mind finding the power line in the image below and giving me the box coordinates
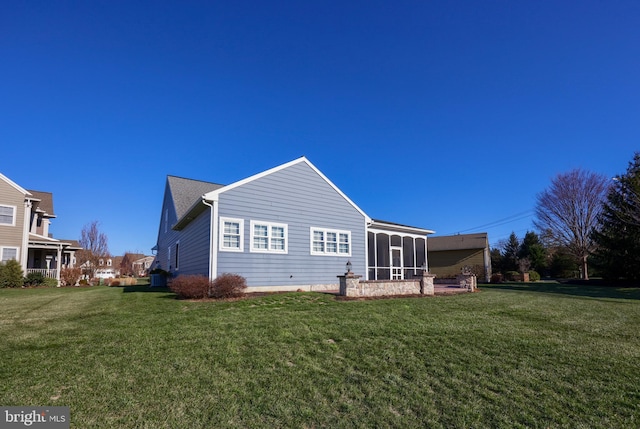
[443,210,534,235]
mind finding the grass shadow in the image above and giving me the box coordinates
[122,285,171,294]
[481,282,640,301]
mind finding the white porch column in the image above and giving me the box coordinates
[56,245,62,286]
[21,200,32,273]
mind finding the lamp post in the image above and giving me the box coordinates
[346,260,352,274]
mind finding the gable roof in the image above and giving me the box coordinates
[167,175,224,221]
[174,157,371,230]
[202,156,370,221]
[369,219,435,236]
[0,172,31,196]
[428,233,489,251]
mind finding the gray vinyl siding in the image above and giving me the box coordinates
[217,162,366,287]
[155,180,212,278]
[174,209,210,276]
[0,180,26,258]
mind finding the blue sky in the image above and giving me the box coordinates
[1,1,638,255]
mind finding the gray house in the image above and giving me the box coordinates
[154,157,434,291]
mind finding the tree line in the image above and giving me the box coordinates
[492,152,640,281]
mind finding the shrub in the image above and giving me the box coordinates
[490,273,503,283]
[0,260,24,288]
[170,275,211,299]
[528,270,541,282]
[110,280,121,287]
[210,273,247,299]
[61,267,82,287]
[43,278,58,288]
[505,271,521,281]
[79,279,89,286]
[24,272,45,287]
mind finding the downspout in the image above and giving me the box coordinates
[202,198,219,282]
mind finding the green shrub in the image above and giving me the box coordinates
[505,271,521,281]
[43,278,58,288]
[0,260,24,288]
[210,273,247,299]
[528,271,541,282]
[170,275,211,299]
[25,272,45,287]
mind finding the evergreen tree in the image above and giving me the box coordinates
[592,153,640,280]
[0,259,24,288]
[518,231,547,273]
[501,232,520,273]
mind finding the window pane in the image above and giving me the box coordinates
[271,226,284,238]
[313,231,324,241]
[1,248,17,261]
[254,224,268,237]
[271,238,285,250]
[0,206,13,225]
[339,233,349,253]
[224,235,240,248]
[327,242,337,253]
[254,237,268,249]
[224,222,239,234]
[313,241,325,252]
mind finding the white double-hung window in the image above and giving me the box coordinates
[220,217,244,252]
[250,221,287,253]
[310,227,351,256]
[0,205,16,226]
[0,247,19,262]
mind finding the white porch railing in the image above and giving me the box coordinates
[26,269,58,279]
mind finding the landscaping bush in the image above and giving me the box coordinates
[60,267,82,286]
[43,278,58,288]
[210,273,247,299]
[505,271,521,281]
[79,279,89,286]
[490,273,503,283]
[0,260,24,288]
[528,270,541,282]
[24,272,45,287]
[170,275,211,299]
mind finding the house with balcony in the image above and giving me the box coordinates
[0,172,79,284]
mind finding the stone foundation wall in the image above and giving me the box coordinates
[339,272,436,297]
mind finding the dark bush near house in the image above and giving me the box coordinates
[60,267,82,287]
[0,260,25,288]
[490,273,503,283]
[505,271,521,281]
[210,273,247,299]
[528,270,541,282]
[79,279,89,286]
[24,272,45,287]
[170,275,211,299]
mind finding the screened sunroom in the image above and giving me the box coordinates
[367,219,435,281]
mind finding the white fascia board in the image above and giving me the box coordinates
[368,222,436,237]
[202,156,372,223]
[0,172,32,196]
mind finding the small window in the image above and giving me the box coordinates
[220,217,244,252]
[1,247,19,262]
[0,205,16,226]
[250,221,288,253]
[107,259,112,266]
[310,228,351,256]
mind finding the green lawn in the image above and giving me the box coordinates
[1,283,639,428]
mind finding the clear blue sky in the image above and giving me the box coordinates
[1,1,638,255]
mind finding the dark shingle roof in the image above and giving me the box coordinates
[167,176,225,221]
[428,233,489,251]
[28,190,55,217]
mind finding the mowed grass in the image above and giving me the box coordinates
[1,283,639,428]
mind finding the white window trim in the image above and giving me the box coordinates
[310,227,352,257]
[0,246,20,262]
[0,205,16,227]
[250,220,288,254]
[219,217,245,252]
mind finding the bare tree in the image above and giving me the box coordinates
[534,169,609,280]
[77,221,110,279]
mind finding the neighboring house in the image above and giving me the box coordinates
[132,255,154,276]
[154,157,434,291]
[427,232,492,282]
[0,173,79,283]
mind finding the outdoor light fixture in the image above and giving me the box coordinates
[346,260,352,273]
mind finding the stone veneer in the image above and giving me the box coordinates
[339,272,436,297]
